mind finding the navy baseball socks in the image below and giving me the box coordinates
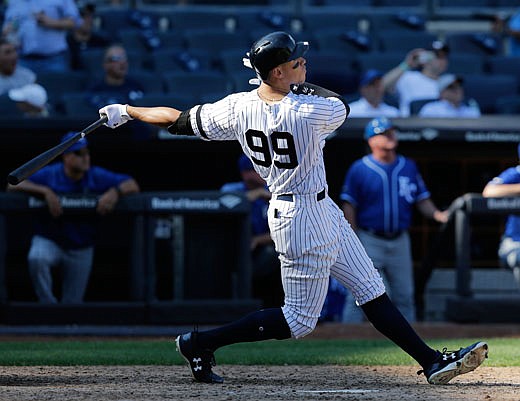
[176,308,291,383]
[361,293,488,384]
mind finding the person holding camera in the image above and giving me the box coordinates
[382,41,450,117]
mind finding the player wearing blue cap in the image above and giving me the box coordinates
[340,117,449,322]
[6,132,139,303]
[482,143,520,287]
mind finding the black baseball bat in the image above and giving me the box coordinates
[7,115,108,185]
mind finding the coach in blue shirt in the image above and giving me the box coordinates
[339,117,448,322]
[7,132,139,303]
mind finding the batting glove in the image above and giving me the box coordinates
[99,104,133,129]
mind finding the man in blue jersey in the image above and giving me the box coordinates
[482,143,520,287]
[6,132,139,303]
[221,154,283,308]
[339,117,448,322]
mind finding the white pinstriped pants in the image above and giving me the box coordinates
[268,193,386,338]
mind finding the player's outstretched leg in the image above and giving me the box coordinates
[418,341,489,385]
[175,308,291,383]
[176,331,224,384]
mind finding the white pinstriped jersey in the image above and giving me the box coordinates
[187,87,384,338]
[188,89,347,195]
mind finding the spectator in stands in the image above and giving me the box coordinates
[7,83,50,117]
[86,44,145,110]
[418,74,481,118]
[67,2,110,70]
[0,37,36,95]
[482,144,520,288]
[383,41,450,117]
[2,0,82,73]
[221,154,283,308]
[493,9,520,56]
[338,117,448,323]
[6,132,140,304]
[348,69,400,118]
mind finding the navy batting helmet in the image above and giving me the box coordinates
[247,31,309,80]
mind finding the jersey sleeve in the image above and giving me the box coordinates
[298,95,347,138]
[189,94,240,141]
[490,166,520,185]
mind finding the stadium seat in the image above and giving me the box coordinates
[448,54,485,74]
[133,93,197,110]
[368,12,427,36]
[300,11,365,33]
[445,32,503,56]
[233,9,293,33]
[150,49,213,73]
[61,92,99,118]
[217,48,255,76]
[409,98,438,115]
[378,30,437,52]
[462,73,518,114]
[495,95,520,115]
[313,28,374,54]
[305,52,360,95]
[486,55,520,91]
[127,70,166,93]
[0,94,25,117]
[230,70,260,92]
[162,71,233,99]
[168,10,235,31]
[183,29,251,59]
[355,52,404,74]
[37,71,89,96]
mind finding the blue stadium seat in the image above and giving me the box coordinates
[168,10,235,31]
[409,98,438,115]
[368,12,427,36]
[61,92,99,118]
[495,95,520,115]
[183,29,250,59]
[217,49,250,75]
[300,11,363,33]
[150,49,213,73]
[445,32,503,56]
[462,73,518,114]
[313,28,374,54]
[486,55,520,91]
[162,71,233,99]
[378,30,437,52]
[355,52,404,73]
[448,54,485,75]
[133,93,197,110]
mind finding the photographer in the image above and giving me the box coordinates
[382,40,450,116]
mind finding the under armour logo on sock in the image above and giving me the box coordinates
[193,357,202,371]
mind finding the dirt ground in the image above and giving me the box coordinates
[0,365,518,401]
[0,322,518,401]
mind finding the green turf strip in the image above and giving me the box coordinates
[0,338,515,366]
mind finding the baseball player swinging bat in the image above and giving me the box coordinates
[7,115,108,185]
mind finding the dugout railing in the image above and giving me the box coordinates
[0,191,260,325]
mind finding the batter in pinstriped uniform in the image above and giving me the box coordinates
[99,31,488,385]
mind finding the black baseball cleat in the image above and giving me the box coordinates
[418,341,489,385]
[175,332,224,384]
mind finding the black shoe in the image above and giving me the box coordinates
[418,341,488,384]
[175,332,224,384]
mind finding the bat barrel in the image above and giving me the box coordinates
[7,115,108,185]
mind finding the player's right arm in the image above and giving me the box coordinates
[100,104,183,129]
[482,168,520,198]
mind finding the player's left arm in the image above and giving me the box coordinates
[417,198,449,224]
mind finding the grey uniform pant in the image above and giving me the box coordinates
[27,235,94,304]
[343,230,416,323]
